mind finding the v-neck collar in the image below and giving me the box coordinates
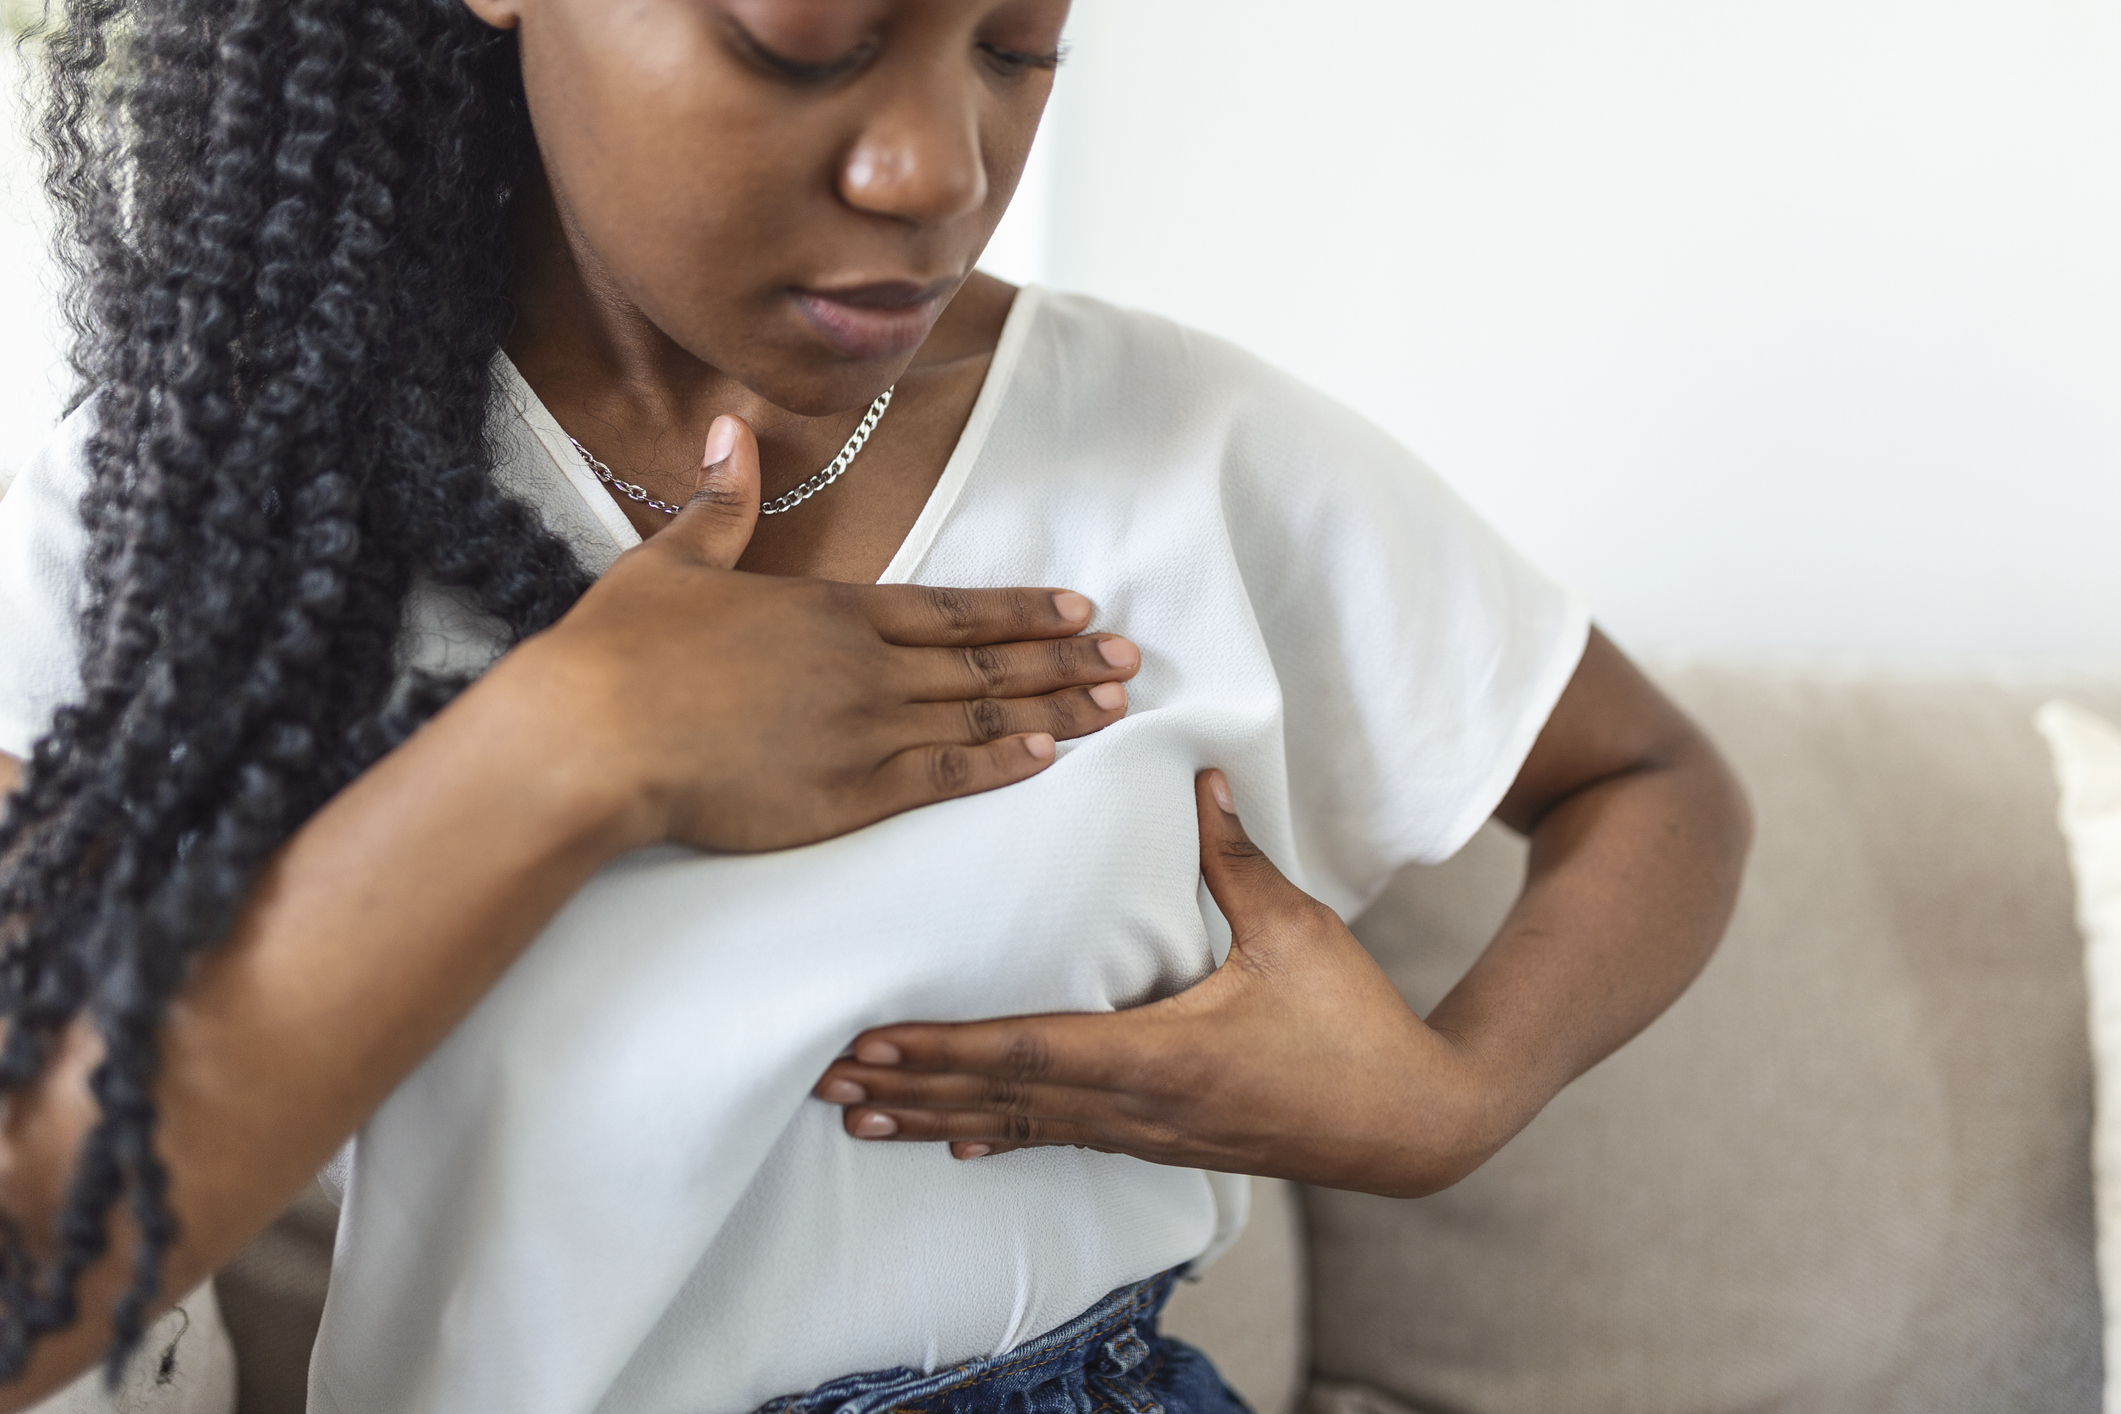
[488,286,1046,586]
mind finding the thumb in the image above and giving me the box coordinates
[661,413,760,567]
[1195,769,1312,926]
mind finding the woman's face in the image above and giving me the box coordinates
[467,0,1069,415]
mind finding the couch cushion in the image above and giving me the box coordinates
[1307,664,2120,1413]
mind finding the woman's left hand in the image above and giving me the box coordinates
[812,770,1500,1198]
[814,632,1752,1198]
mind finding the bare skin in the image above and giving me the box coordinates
[0,0,1751,1402]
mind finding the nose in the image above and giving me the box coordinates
[839,66,989,224]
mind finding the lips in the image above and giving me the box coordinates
[791,278,955,362]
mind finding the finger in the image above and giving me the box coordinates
[838,1104,1108,1150]
[840,1012,1133,1091]
[909,681,1127,748]
[861,584,1097,647]
[862,732,1060,815]
[942,1140,1117,1160]
[1196,769,1316,926]
[815,1062,1104,1123]
[659,414,759,568]
[891,634,1140,704]
[950,1141,1025,1160]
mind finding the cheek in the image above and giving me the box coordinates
[520,9,823,314]
[977,89,1049,218]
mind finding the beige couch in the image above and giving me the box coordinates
[207,662,2118,1413]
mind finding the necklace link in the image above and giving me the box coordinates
[568,387,894,520]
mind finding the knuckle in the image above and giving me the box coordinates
[963,644,1008,691]
[926,745,974,795]
[685,484,748,514]
[1003,1033,1052,1082]
[1045,693,1080,735]
[1007,1114,1037,1144]
[966,697,1009,743]
[981,1075,1030,1112]
[925,586,975,632]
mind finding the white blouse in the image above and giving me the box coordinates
[0,288,1587,1414]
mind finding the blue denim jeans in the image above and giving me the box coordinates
[752,1270,1251,1414]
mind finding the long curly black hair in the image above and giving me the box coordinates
[0,0,591,1376]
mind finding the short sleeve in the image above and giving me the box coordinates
[1220,363,1589,914]
[0,405,97,761]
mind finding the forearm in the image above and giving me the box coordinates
[1426,734,1752,1158]
[0,655,633,1403]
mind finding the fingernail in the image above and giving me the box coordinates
[1025,733,1056,762]
[701,415,738,469]
[1209,771,1236,814]
[820,1079,865,1104]
[1052,591,1092,624]
[1098,637,1139,670]
[958,1144,993,1160]
[1089,682,1126,711]
[854,1111,898,1138]
[855,1040,902,1066]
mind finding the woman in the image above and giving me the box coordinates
[0,0,1750,1410]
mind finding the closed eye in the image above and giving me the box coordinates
[722,17,880,86]
[977,40,1066,77]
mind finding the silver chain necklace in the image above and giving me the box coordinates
[568,387,894,519]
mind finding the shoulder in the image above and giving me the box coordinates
[1019,290,1435,498]
[1023,289,1320,421]
[1018,290,1473,552]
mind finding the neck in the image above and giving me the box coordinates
[502,175,809,445]
[496,166,1018,526]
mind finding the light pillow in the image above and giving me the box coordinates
[2038,700,2121,1414]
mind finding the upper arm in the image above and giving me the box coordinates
[1494,628,1729,837]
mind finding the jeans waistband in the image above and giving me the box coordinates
[753,1269,1185,1414]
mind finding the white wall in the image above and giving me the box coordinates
[988,0,2121,658]
[0,58,68,484]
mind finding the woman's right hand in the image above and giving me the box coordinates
[488,413,1139,855]
[0,412,1140,1406]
